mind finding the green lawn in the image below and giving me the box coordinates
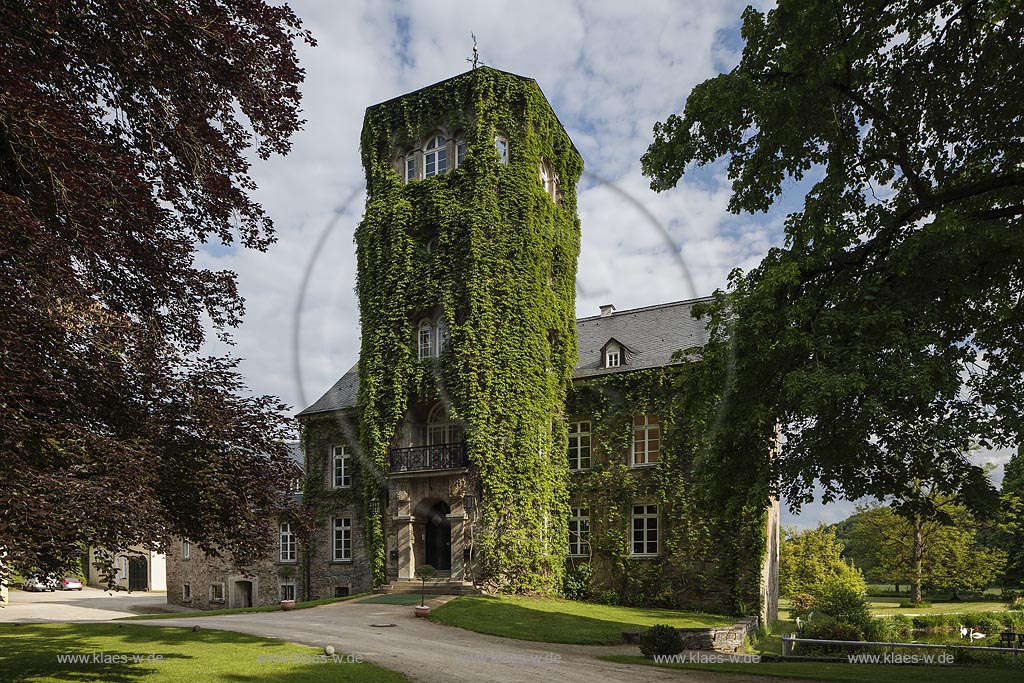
[779,596,1009,618]
[0,623,405,683]
[601,655,1021,683]
[429,595,735,645]
[119,594,368,620]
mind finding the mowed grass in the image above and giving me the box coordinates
[601,655,1020,683]
[779,596,1010,618]
[119,594,368,620]
[430,595,734,645]
[0,623,405,683]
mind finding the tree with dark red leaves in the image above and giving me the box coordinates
[0,1,314,589]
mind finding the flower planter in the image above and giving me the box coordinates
[280,600,295,611]
[414,605,431,618]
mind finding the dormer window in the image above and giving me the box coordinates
[601,338,631,369]
[424,135,447,177]
[495,135,508,164]
[606,349,620,368]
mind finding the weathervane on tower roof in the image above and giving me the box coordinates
[466,33,484,70]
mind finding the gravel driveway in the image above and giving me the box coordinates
[126,596,796,683]
[0,586,182,622]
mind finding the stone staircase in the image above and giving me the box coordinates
[377,576,480,596]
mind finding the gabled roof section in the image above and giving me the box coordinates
[296,364,359,417]
[298,298,714,416]
[574,297,713,379]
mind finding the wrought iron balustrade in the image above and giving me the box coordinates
[388,442,467,473]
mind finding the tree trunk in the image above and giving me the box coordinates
[911,515,924,604]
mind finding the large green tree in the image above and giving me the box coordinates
[0,1,313,585]
[779,524,865,598]
[996,447,1024,586]
[643,0,1022,512]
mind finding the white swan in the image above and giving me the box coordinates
[960,625,969,638]
[969,628,986,640]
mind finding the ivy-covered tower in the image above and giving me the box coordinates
[356,68,583,592]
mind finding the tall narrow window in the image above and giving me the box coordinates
[567,421,591,470]
[405,155,416,183]
[333,518,352,561]
[181,540,191,560]
[182,583,192,600]
[631,504,659,556]
[631,415,660,466]
[418,319,433,360]
[424,135,447,177]
[495,135,508,164]
[333,445,351,488]
[569,507,590,557]
[279,522,296,562]
[436,317,449,354]
[456,140,467,167]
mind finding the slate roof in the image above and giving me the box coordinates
[297,297,712,417]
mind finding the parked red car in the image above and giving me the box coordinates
[59,577,83,591]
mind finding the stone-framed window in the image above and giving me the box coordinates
[182,582,192,601]
[631,414,660,466]
[631,504,659,557]
[279,522,296,562]
[539,157,559,202]
[210,582,225,603]
[334,585,351,598]
[456,139,467,167]
[418,319,433,360]
[181,539,191,560]
[436,316,449,354]
[495,134,509,164]
[333,518,352,562]
[279,583,296,601]
[405,155,416,183]
[333,445,352,489]
[567,421,591,470]
[569,507,590,557]
[427,403,462,445]
[424,135,447,177]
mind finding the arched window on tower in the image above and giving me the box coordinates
[436,316,449,354]
[427,404,463,445]
[495,134,509,165]
[424,135,447,177]
[417,319,433,360]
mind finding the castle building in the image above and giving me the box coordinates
[166,67,779,620]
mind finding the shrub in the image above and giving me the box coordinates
[595,589,620,606]
[788,592,816,619]
[814,579,872,631]
[639,624,683,658]
[799,620,865,655]
[865,615,913,642]
[976,614,1003,636]
[1010,596,1024,611]
[562,563,592,601]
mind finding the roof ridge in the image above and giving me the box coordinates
[576,295,713,323]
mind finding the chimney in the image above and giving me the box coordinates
[599,304,615,317]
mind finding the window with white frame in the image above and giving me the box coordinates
[631,414,660,466]
[210,582,225,602]
[405,155,416,183]
[631,504,659,556]
[539,158,559,201]
[569,507,590,557]
[279,522,296,562]
[427,404,462,445]
[333,518,352,561]
[181,540,191,560]
[418,319,433,360]
[567,421,591,470]
[333,445,351,488]
[456,139,467,167]
[605,342,621,368]
[279,583,296,601]
[495,135,509,164]
[182,582,192,600]
[436,316,449,354]
[424,135,447,177]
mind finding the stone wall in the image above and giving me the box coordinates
[677,617,760,652]
[303,501,374,600]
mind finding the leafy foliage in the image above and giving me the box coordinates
[996,448,1024,587]
[353,68,583,592]
[639,624,684,658]
[779,525,865,598]
[814,580,872,632]
[642,0,1023,514]
[0,0,313,583]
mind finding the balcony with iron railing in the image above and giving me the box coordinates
[388,441,467,474]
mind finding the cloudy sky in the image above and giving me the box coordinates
[196,0,1009,528]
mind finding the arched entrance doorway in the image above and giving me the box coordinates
[128,556,148,591]
[424,500,451,571]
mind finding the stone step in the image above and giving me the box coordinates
[377,579,480,596]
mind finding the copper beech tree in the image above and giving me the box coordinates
[0,1,314,585]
